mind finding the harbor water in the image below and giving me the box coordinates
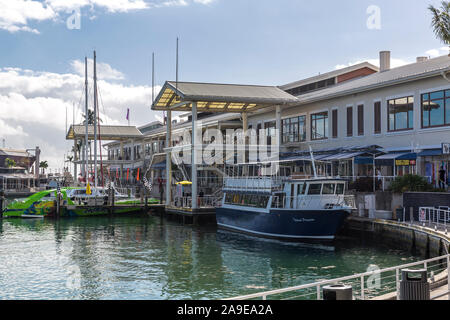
[0,215,421,300]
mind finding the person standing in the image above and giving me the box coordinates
[439,166,446,189]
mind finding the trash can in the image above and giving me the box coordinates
[399,269,430,300]
[322,284,353,300]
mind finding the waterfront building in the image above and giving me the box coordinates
[0,148,39,194]
[104,51,450,204]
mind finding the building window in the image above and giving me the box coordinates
[387,96,414,132]
[264,121,276,145]
[347,107,353,137]
[422,89,450,128]
[358,104,364,136]
[374,101,381,134]
[311,112,329,140]
[332,109,338,138]
[282,116,306,143]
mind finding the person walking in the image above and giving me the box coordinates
[439,166,446,189]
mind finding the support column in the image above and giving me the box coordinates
[275,105,282,148]
[192,102,198,210]
[35,146,40,187]
[166,111,172,205]
[242,113,248,176]
[74,139,78,185]
[275,105,282,176]
[120,141,124,184]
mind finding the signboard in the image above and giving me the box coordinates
[395,160,416,166]
[442,143,450,155]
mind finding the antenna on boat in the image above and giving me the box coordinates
[84,56,89,183]
[176,37,179,93]
[93,50,98,190]
[309,145,318,179]
[152,52,155,106]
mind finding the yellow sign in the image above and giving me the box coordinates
[395,160,415,166]
[86,182,92,195]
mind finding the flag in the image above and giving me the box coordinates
[127,168,130,181]
[137,168,140,181]
[126,108,130,121]
[116,168,119,179]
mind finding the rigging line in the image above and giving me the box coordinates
[96,84,109,125]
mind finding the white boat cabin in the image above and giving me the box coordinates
[222,178,354,211]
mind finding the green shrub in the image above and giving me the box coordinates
[389,174,434,193]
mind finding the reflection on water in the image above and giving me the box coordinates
[0,216,420,300]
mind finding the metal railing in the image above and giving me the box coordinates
[419,207,450,228]
[226,254,450,301]
[173,196,221,209]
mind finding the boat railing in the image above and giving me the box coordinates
[271,195,356,210]
[223,177,283,193]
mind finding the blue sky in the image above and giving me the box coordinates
[1,0,447,85]
[0,0,448,170]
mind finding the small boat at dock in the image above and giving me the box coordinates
[2,187,160,218]
[216,176,356,241]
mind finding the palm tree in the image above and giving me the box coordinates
[40,161,49,175]
[82,109,103,125]
[5,158,16,168]
[429,1,450,50]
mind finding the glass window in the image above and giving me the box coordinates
[307,184,322,195]
[336,184,345,195]
[311,112,329,140]
[282,116,306,143]
[422,89,450,128]
[388,96,414,131]
[297,183,306,195]
[322,184,336,195]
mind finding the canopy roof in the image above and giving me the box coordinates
[151,81,299,113]
[66,125,143,141]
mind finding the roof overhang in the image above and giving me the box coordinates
[66,125,143,141]
[151,81,299,113]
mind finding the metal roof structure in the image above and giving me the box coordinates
[296,55,450,104]
[280,62,379,91]
[66,125,143,141]
[151,81,299,113]
[0,149,33,157]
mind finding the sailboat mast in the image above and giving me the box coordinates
[93,51,98,189]
[84,57,89,184]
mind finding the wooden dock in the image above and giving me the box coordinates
[162,205,217,225]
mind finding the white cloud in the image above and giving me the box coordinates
[0,63,163,171]
[70,59,125,81]
[0,0,56,34]
[0,0,216,34]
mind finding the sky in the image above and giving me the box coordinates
[0,0,449,171]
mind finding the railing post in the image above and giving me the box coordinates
[396,268,400,300]
[316,285,321,300]
[447,255,450,301]
[361,275,365,300]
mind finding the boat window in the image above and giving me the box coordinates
[322,184,336,195]
[336,184,345,195]
[307,184,322,195]
[225,193,269,208]
[297,183,306,195]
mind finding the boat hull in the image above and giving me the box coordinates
[216,207,350,241]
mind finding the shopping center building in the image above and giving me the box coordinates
[106,51,450,197]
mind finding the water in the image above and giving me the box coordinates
[0,216,421,300]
